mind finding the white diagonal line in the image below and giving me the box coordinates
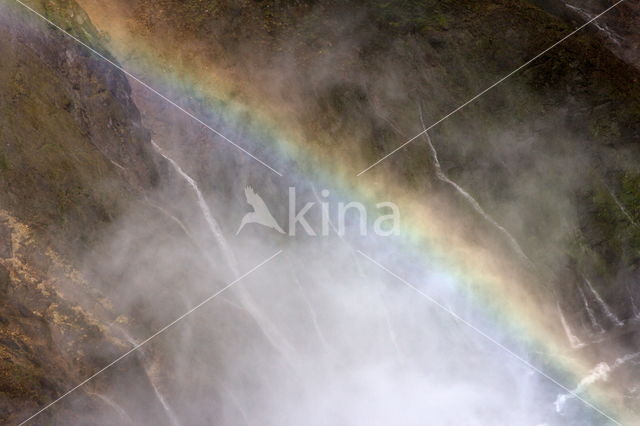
[357,0,627,176]
[11,0,283,177]
[356,249,621,425]
[18,250,283,425]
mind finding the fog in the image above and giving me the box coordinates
[71,146,608,425]
[17,0,638,424]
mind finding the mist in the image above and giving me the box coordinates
[3,0,640,425]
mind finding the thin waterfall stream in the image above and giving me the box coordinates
[151,141,299,368]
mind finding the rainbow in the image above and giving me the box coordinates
[11,0,634,422]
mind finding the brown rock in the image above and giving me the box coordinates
[0,222,11,259]
[0,264,9,293]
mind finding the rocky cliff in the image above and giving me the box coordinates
[2,0,640,424]
[0,0,172,423]
[79,0,640,339]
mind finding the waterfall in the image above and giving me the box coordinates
[555,352,640,413]
[554,362,610,413]
[151,141,298,368]
[151,141,239,276]
[291,268,330,352]
[225,386,252,426]
[584,278,624,327]
[379,298,403,359]
[626,282,640,319]
[116,328,181,426]
[150,380,182,426]
[146,199,200,248]
[418,108,532,266]
[604,184,640,229]
[564,3,622,46]
[92,392,133,424]
[557,303,585,349]
[311,185,403,358]
[578,286,605,334]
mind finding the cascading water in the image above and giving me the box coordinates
[626,282,640,319]
[289,266,329,353]
[564,3,622,46]
[151,141,299,368]
[149,381,181,426]
[558,303,586,349]
[310,185,403,359]
[584,277,624,327]
[579,286,605,334]
[555,352,640,413]
[115,328,181,426]
[137,143,620,423]
[604,184,640,229]
[88,152,616,425]
[78,140,616,426]
[6,0,640,423]
[151,141,239,276]
[92,392,133,424]
[555,362,611,413]
[418,109,532,266]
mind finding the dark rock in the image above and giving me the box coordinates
[16,303,33,318]
[0,264,9,294]
[0,222,11,259]
[0,338,20,352]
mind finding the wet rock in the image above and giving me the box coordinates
[0,222,11,259]
[0,264,9,294]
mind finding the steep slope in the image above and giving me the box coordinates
[0,0,158,257]
[2,0,640,423]
[531,0,640,68]
[78,0,640,329]
[72,0,640,420]
[0,0,172,423]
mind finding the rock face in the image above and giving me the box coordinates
[0,0,158,258]
[81,0,640,328]
[533,0,640,69]
[0,1,169,423]
[0,211,176,425]
[1,0,640,423]
[0,221,11,259]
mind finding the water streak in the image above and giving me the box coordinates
[311,184,402,358]
[92,392,133,424]
[291,268,330,352]
[418,107,532,266]
[565,3,622,46]
[555,352,640,412]
[150,380,182,426]
[626,282,640,319]
[151,141,239,276]
[151,141,298,368]
[117,328,181,426]
[604,184,640,229]
[578,286,605,334]
[584,278,623,327]
[557,303,586,349]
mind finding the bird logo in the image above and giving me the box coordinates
[236,186,285,235]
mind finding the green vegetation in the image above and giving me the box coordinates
[576,175,640,278]
[40,0,103,48]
